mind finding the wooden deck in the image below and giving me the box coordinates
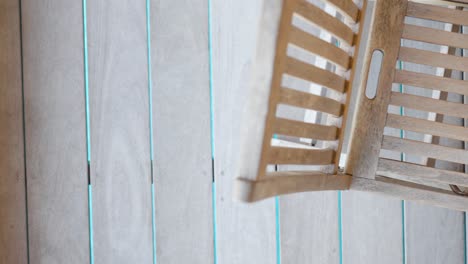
[0,0,467,263]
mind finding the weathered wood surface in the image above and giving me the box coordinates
[87,0,153,262]
[151,0,214,263]
[0,0,27,263]
[213,0,277,263]
[22,0,90,262]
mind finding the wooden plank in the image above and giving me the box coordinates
[394,70,468,97]
[407,1,468,25]
[381,136,468,165]
[21,0,90,262]
[268,146,335,165]
[151,0,214,263]
[237,173,351,202]
[399,47,468,72]
[402,24,468,49]
[289,26,351,68]
[0,1,27,263]
[213,0,276,262]
[295,0,355,44]
[273,117,339,140]
[285,57,346,93]
[390,92,468,118]
[386,114,468,142]
[378,158,468,187]
[317,0,360,21]
[279,87,343,116]
[87,0,152,262]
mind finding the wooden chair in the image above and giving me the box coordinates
[236,0,468,211]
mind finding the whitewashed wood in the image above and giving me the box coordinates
[87,0,153,262]
[22,0,90,262]
[151,0,214,263]
[399,19,465,263]
[213,0,276,263]
[0,1,27,262]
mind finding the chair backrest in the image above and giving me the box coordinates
[236,0,367,202]
[346,0,468,210]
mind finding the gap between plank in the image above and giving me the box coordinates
[18,0,31,262]
[81,1,94,263]
[208,0,218,263]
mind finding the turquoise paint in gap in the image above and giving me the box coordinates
[88,184,95,264]
[275,196,281,264]
[208,0,218,263]
[398,58,406,264]
[145,0,157,263]
[464,212,467,264]
[82,0,94,263]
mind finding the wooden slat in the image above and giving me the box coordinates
[402,24,468,49]
[214,0,276,262]
[285,57,346,93]
[88,1,152,262]
[386,114,468,142]
[345,0,408,179]
[152,0,214,262]
[351,176,468,211]
[399,47,468,72]
[289,26,351,68]
[394,70,468,96]
[407,1,468,26]
[295,0,355,45]
[236,172,351,202]
[273,117,339,140]
[390,92,468,118]
[268,146,335,164]
[279,87,343,116]
[381,136,468,165]
[317,0,360,21]
[378,158,468,187]
[22,0,89,262]
[0,1,27,262]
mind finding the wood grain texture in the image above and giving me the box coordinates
[390,91,468,118]
[151,0,214,263]
[289,26,351,68]
[381,136,468,165]
[386,114,468,142]
[21,0,90,262]
[394,70,468,97]
[378,158,468,187]
[399,47,468,72]
[268,146,335,164]
[285,57,347,93]
[87,0,153,262]
[345,0,408,179]
[237,173,351,202]
[212,0,276,263]
[0,0,27,263]
[407,1,468,25]
[317,0,360,21]
[279,87,343,116]
[402,24,468,50]
[273,117,339,140]
[295,0,355,44]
